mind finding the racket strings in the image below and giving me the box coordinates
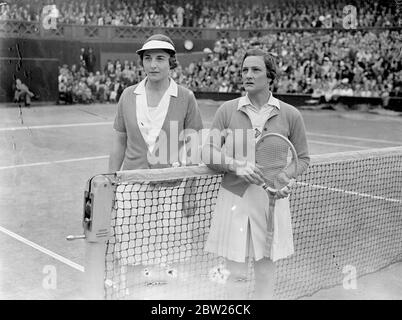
[255,137,294,189]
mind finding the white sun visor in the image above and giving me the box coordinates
[136,40,176,55]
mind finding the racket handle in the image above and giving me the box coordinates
[266,193,275,254]
[266,230,274,252]
[263,179,297,195]
[267,204,275,233]
[262,184,276,196]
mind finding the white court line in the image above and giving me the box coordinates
[0,139,363,171]
[297,182,402,203]
[308,139,367,149]
[0,225,84,272]
[0,121,113,132]
[0,141,367,171]
[0,155,108,170]
[307,132,402,145]
[0,121,399,146]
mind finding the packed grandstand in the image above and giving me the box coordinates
[1,0,399,28]
[1,0,401,105]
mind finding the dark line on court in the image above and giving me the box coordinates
[76,107,110,120]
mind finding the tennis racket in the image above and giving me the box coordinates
[255,133,298,250]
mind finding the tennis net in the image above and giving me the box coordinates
[82,146,402,300]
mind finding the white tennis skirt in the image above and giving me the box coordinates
[205,183,295,263]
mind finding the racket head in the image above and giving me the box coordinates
[255,133,298,192]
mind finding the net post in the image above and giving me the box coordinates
[83,175,114,300]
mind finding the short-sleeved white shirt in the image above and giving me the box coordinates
[134,77,178,153]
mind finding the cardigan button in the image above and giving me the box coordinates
[264,128,268,131]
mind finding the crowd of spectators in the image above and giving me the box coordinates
[1,0,400,28]
[58,28,401,107]
[58,49,145,104]
[40,0,399,104]
[176,30,402,103]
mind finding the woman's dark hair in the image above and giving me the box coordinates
[241,48,277,83]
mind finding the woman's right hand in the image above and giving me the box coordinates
[229,160,265,185]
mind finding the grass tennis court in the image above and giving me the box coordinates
[0,100,401,299]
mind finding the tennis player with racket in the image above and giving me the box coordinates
[202,48,310,299]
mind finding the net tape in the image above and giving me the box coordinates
[103,147,402,299]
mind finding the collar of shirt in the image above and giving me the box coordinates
[237,92,280,112]
[134,77,178,97]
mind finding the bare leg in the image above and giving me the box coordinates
[253,257,275,300]
[224,259,249,300]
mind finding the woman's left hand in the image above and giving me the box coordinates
[274,173,296,199]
